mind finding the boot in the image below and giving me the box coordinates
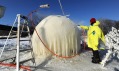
[92,50,101,64]
[92,57,101,64]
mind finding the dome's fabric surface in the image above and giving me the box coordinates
[32,15,81,59]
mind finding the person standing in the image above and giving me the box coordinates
[78,18,105,63]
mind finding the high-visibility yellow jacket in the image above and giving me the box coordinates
[78,21,105,50]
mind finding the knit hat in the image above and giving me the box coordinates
[90,18,96,23]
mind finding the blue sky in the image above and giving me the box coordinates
[0,0,119,26]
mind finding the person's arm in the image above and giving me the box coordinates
[77,25,89,30]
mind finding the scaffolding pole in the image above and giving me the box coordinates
[16,14,20,71]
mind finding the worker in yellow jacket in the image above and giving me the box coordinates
[78,18,105,63]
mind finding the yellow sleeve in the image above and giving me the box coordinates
[78,25,89,30]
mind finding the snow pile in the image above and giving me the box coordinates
[32,15,81,63]
[102,27,119,64]
[105,27,119,50]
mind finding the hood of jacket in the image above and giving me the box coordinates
[93,21,100,26]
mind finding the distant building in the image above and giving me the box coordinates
[0,24,17,36]
[0,24,34,38]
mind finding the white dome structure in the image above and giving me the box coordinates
[32,15,81,60]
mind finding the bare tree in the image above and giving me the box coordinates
[99,19,117,35]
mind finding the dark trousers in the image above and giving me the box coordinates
[92,49,101,63]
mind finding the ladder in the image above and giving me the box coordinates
[0,14,36,71]
[17,14,36,70]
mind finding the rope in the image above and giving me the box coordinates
[58,0,65,16]
[0,62,31,71]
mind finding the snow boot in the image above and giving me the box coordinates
[92,50,101,64]
[92,57,101,64]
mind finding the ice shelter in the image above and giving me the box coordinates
[32,15,81,60]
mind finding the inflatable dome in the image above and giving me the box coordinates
[32,15,81,59]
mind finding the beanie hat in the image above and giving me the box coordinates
[90,18,96,23]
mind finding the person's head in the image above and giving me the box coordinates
[90,18,96,25]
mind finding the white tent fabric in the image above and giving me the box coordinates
[32,15,81,60]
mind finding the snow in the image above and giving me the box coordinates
[0,38,119,71]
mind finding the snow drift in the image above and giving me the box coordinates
[32,15,81,61]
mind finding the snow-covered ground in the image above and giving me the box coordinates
[0,38,119,71]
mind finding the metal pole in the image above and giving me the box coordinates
[58,0,65,16]
[0,16,18,58]
[16,14,20,71]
